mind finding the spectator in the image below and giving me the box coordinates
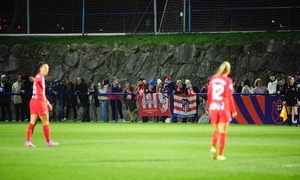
[64,78,77,121]
[185,79,200,123]
[99,80,110,122]
[156,79,164,93]
[253,78,267,94]
[136,78,148,122]
[20,75,32,121]
[123,82,137,123]
[0,74,12,122]
[88,81,99,122]
[295,72,300,96]
[147,78,157,93]
[267,72,278,94]
[173,80,187,123]
[276,78,287,95]
[174,80,187,94]
[164,76,175,94]
[50,79,65,121]
[109,78,125,122]
[284,76,300,126]
[236,81,244,93]
[12,75,24,121]
[232,80,237,92]
[74,76,90,122]
[200,78,210,116]
[241,79,253,93]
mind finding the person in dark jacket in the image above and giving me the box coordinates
[88,81,100,122]
[64,77,77,121]
[50,79,65,121]
[0,74,12,121]
[123,82,137,122]
[20,75,32,121]
[109,78,125,122]
[74,76,90,122]
[284,76,300,126]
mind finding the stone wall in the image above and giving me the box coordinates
[1,40,300,88]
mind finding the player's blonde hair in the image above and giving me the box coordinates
[215,61,231,76]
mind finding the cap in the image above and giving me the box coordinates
[165,76,171,83]
[149,78,156,86]
[176,80,182,85]
[138,78,144,81]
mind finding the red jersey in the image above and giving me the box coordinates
[207,75,236,114]
[32,73,46,101]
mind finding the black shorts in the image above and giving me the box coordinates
[286,98,298,107]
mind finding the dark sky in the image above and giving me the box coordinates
[0,0,16,14]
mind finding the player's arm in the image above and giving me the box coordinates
[46,99,53,111]
[29,76,36,83]
[229,82,237,118]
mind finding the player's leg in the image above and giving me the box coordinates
[293,106,299,126]
[210,112,218,159]
[286,106,292,126]
[25,114,38,147]
[211,123,218,159]
[217,122,229,160]
[39,113,58,146]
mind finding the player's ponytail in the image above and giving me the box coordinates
[216,61,231,76]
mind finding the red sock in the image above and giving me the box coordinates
[219,133,227,155]
[26,124,35,142]
[43,125,51,143]
[211,131,219,147]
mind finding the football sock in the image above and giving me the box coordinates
[43,125,51,143]
[288,114,292,125]
[211,131,219,147]
[26,123,35,142]
[219,133,227,156]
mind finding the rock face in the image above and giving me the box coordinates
[1,40,300,89]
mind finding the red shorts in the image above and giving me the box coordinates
[30,99,48,115]
[210,110,231,124]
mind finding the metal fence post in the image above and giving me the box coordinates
[115,94,118,122]
[82,0,86,36]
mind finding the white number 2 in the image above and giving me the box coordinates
[212,84,224,101]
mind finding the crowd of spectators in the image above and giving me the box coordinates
[1,72,300,123]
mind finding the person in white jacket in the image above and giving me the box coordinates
[267,73,278,94]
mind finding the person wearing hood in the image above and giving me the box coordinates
[267,72,278,94]
[253,78,267,94]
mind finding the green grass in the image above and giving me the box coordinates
[0,122,300,179]
[2,31,300,47]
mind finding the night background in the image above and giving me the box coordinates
[0,0,299,33]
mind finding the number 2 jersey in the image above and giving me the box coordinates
[207,75,237,119]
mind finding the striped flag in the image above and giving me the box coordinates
[173,94,197,118]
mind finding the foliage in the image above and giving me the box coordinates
[2,31,300,48]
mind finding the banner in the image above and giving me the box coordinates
[138,93,171,116]
[231,95,290,124]
[173,94,197,118]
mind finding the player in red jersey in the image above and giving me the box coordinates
[207,61,237,160]
[25,62,58,147]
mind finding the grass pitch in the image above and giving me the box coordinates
[0,122,300,179]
